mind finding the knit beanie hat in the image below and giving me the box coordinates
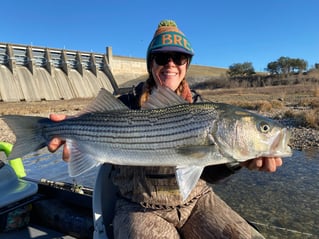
[146,20,194,73]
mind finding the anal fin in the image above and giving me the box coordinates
[176,165,204,201]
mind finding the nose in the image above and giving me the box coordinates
[166,57,175,65]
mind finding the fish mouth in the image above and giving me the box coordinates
[269,128,292,157]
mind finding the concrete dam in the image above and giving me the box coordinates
[0,43,147,102]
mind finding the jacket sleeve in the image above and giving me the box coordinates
[117,82,145,109]
[200,163,242,184]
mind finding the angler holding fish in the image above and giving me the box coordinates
[2,20,291,239]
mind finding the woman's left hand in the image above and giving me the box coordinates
[240,157,283,172]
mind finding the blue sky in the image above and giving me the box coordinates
[1,0,318,72]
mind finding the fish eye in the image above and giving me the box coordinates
[259,121,271,133]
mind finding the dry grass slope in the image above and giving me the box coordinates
[197,84,319,129]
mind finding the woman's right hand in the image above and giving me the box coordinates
[48,114,70,162]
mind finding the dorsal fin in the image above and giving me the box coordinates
[79,88,128,115]
[141,86,187,109]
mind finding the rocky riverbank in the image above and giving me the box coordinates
[279,119,319,150]
[0,99,318,151]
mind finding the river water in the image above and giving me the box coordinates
[8,148,319,238]
[213,149,319,239]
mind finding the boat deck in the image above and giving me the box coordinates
[0,179,94,239]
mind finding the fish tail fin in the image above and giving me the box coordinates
[176,165,204,201]
[1,115,46,160]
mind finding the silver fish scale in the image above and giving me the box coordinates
[41,103,219,151]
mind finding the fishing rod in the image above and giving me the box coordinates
[250,221,315,237]
[24,177,93,196]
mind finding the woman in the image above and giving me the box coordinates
[49,20,282,238]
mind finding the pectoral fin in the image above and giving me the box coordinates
[177,145,218,159]
[176,165,204,201]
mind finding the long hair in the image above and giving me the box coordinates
[139,74,193,107]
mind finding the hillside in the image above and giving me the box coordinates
[188,64,228,77]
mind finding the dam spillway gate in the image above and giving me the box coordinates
[0,43,121,102]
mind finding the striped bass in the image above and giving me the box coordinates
[1,87,292,200]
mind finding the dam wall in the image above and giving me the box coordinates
[0,43,147,102]
[106,47,147,87]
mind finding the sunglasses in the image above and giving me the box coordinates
[152,53,189,66]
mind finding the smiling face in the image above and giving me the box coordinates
[151,52,189,91]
